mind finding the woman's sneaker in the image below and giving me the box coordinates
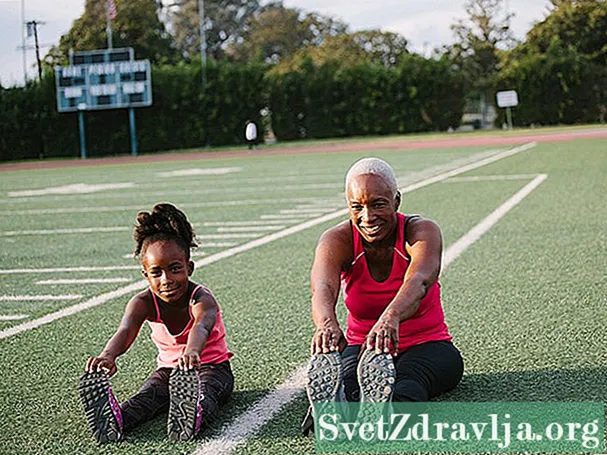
[357,350,395,402]
[79,372,124,443]
[356,350,395,425]
[167,368,203,442]
[306,352,345,404]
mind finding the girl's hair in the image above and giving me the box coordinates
[134,203,197,259]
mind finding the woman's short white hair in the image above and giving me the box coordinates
[345,157,398,197]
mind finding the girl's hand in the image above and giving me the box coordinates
[178,352,200,371]
[85,356,117,376]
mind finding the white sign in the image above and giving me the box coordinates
[496,90,519,108]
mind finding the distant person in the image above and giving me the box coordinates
[245,120,258,150]
[79,203,234,443]
[303,157,463,433]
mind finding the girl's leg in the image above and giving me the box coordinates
[392,341,463,402]
[197,361,234,427]
[120,367,172,431]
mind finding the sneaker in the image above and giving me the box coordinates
[79,372,124,443]
[305,352,345,404]
[167,368,203,442]
[356,350,395,402]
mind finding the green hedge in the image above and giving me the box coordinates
[0,62,267,161]
[266,55,466,141]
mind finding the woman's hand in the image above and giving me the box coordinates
[310,322,346,355]
[85,355,117,376]
[178,351,201,371]
[365,312,400,356]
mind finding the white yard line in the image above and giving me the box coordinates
[157,167,242,177]
[191,169,547,455]
[0,295,82,301]
[0,265,140,275]
[0,143,535,346]
[0,226,129,236]
[198,234,262,239]
[443,174,540,182]
[442,174,548,269]
[8,183,135,198]
[216,226,285,232]
[199,242,238,247]
[280,208,334,214]
[259,215,314,220]
[35,278,132,285]
[0,198,341,216]
[201,221,298,227]
[0,314,29,321]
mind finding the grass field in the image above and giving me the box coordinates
[0,132,606,455]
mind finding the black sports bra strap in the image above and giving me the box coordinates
[404,214,422,244]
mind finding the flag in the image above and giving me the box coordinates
[107,0,117,20]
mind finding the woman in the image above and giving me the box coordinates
[304,157,463,430]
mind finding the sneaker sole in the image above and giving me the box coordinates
[357,350,395,402]
[306,352,343,403]
[78,372,123,443]
[168,368,202,442]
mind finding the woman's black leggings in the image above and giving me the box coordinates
[341,341,463,402]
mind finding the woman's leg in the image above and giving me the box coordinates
[392,341,463,402]
[120,368,172,431]
[341,344,362,402]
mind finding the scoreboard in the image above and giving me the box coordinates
[55,48,152,112]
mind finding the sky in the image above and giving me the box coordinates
[0,0,553,87]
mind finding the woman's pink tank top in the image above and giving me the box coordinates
[148,284,233,368]
[340,213,452,353]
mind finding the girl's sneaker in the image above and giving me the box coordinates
[78,372,124,443]
[167,368,203,442]
[357,350,395,402]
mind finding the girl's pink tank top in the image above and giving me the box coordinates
[340,212,452,353]
[147,284,233,368]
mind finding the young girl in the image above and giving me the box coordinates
[79,203,234,443]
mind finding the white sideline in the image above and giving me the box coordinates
[0,143,535,344]
[190,146,543,455]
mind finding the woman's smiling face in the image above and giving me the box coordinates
[346,173,400,244]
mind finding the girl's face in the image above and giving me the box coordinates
[141,240,193,304]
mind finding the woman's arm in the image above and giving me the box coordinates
[85,294,151,376]
[366,217,443,355]
[179,287,218,370]
[310,224,351,354]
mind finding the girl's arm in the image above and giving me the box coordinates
[179,287,218,370]
[85,294,150,376]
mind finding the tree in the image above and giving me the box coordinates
[498,0,607,124]
[226,3,347,64]
[274,30,408,72]
[517,0,607,64]
[46,0,176,67]
[448,0,517,125]
[169,0,261,62]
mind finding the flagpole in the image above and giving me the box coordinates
[106,0,113,49]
